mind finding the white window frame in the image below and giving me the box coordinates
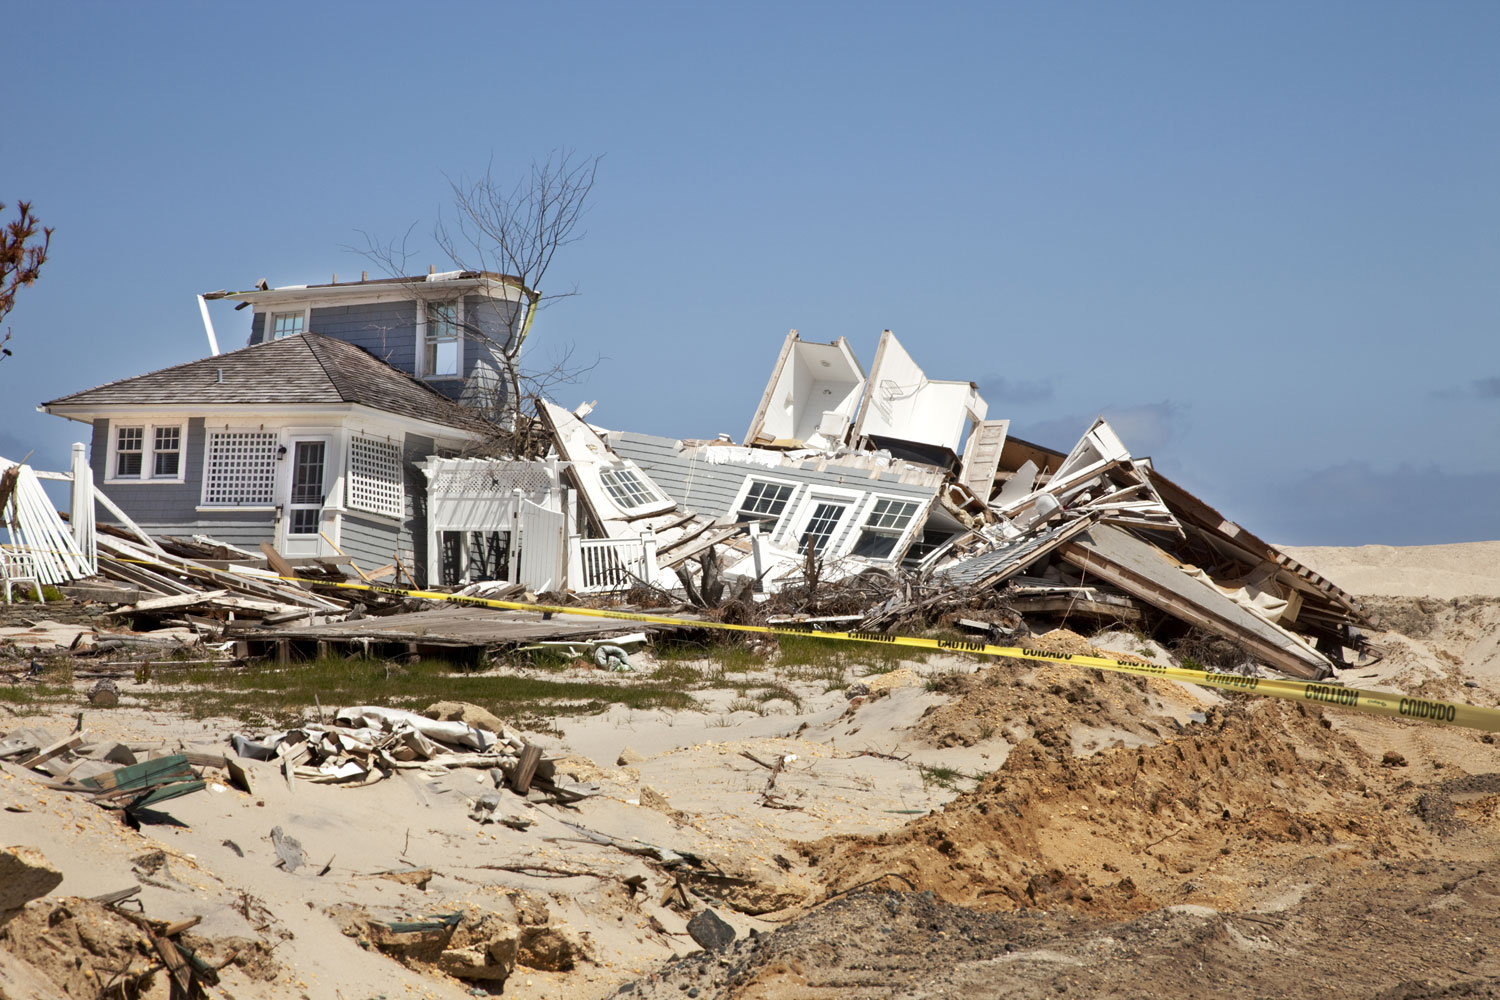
[417,297,465,380]
[848,496,925,561]
[198,427,279,509]
[104,420,187,485]
[266,307,310,341]
[729,476,801,536]
[599,466,660,511]
[784,486,861,554]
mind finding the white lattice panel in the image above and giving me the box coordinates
[203,431,277,505]
[348,436,403,519]
[428,460,554,499]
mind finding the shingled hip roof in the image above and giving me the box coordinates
[43,334,487,430]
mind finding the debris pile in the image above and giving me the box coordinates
[228,704,597,803]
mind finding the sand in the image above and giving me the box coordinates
[1279,539,1500,599]
[2,539,1499,998]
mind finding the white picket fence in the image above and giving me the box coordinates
[569,532,658,594]
[516,500,567,592]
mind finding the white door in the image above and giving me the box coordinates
[280,438,331,557]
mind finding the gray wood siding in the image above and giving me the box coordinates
[125,520,276,549]
[91,417,213,526]
[308,301,418,373]
[248,312,264,346]
[340,513,403,570]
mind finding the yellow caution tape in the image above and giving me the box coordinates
[302,577,1500,735]
[100,553,1500,735]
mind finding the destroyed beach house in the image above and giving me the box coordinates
[536,328,1371,680]
[21,276,1371,681]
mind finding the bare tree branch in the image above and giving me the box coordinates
[346,151,603,453]
[0,201,52,362]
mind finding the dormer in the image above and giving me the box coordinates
[203,271,528,400]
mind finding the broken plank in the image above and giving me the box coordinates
[17,733,86,770]
[259,543,305,587]
[77,753,193,794]
[106,589,231,615]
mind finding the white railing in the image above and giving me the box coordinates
[569,531,658,593]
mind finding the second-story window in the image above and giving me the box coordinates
[270,312,304,339]
[425,302,461,377]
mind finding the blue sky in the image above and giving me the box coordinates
[5,2,1496,544]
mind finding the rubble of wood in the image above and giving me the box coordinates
[0,729,215,825]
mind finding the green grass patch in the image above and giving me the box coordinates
[653,639,764,673]
[917,763,983,792]
[0,682,74,706]
[751,683,802,709]
[143,654,697,728]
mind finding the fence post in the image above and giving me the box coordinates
[640,530,658,587]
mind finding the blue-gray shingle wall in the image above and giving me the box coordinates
[308,301,419,372]
[91,417,222,527]
[340,513,403,571]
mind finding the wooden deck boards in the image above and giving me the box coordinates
[242,604,691,648]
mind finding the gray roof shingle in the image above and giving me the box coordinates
[44,334,486,431]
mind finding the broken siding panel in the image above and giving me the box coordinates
[610,434,743,516]
[307,301,419,373]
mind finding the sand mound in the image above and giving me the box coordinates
[808,699,1483,920]
[915,630,1205,751]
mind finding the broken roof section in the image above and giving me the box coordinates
[852,329,988,467]
[743,330,865,450]
[202,270,529,306]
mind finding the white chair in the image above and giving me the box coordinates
[0,547,44,604]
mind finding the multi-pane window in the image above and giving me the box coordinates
[270,312,304,339]
[600,467,656,510]
[202,431,277,505]
[425,302,460,377]
[736,481,794,533]
[799,501,849,555]
[347,436,403,519]
[288,441,326,535]
[153,426,181,478]
[851,498,920,558]
[111,423,184,481]
[115,426,144,478]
